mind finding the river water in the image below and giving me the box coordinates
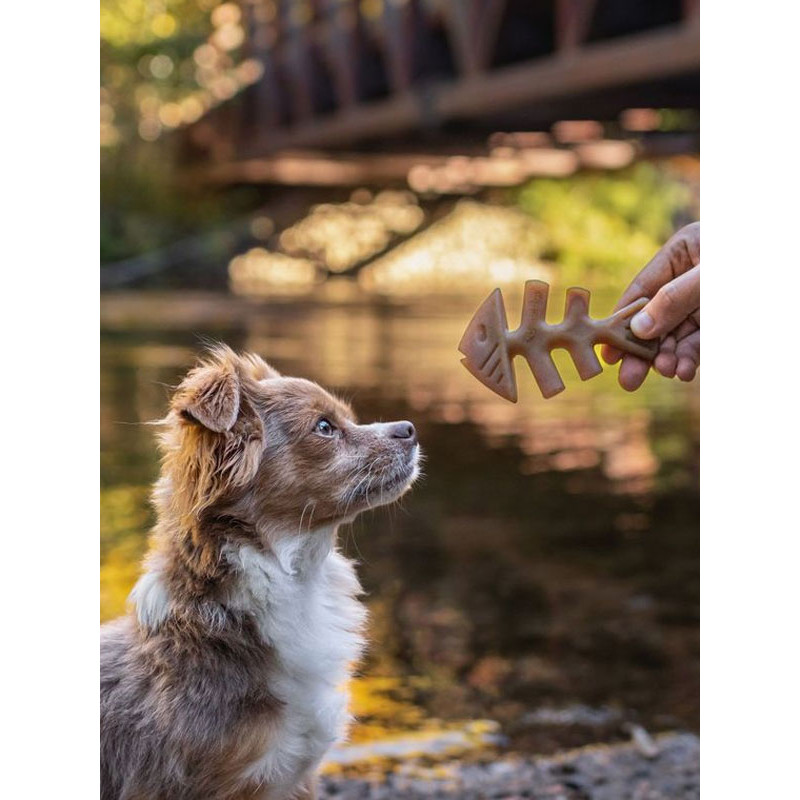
[101,286,698,766]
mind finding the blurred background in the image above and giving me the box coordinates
[100,0,699,778]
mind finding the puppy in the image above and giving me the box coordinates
[100,346,420,800]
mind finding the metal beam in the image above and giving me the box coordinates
[199,145,591,187]
[683,0,700,20]
[474,0,507,70]
[377,0,414,92]
[443,0,481,76]
[443,0,507,75]
[203,152,465,185]
[555,0,598,52]
[318,0,359,108]
[236,20,699,157]
[280,0,314,121]
[245,0,281,129]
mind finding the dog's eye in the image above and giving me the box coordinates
[314,418,336,437]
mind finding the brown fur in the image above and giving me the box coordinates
[101,345,419,800]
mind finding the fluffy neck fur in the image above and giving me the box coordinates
[131,474,350,632]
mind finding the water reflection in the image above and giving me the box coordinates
[101,290,698,759]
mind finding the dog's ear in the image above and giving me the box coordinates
[240,352,281,381]
[174,361,241,433]
[161,348,266,517]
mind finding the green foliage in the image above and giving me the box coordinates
[101,147,261,263]
[101,0,209,48]
[100,0,261,262]
[515,162,694,288]
[100,0,248,149]
[100,149,180,261]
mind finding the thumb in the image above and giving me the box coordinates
[630,264,700,339]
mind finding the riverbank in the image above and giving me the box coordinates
[320,732,699,799]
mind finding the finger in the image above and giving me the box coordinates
[676,357,698,382]
[654,351,678,378]
[659,334,677,354]
[675,330,700,381]
[630,264,700,339]
[675,329,700,364]
[618,354,650,392]
[601,344,622,365]
[653,334,677,376]
[673,317,699,342]
[611,223,700,312]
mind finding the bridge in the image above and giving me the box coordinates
[184,0,699,176]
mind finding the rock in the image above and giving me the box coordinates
[319,732,699,799]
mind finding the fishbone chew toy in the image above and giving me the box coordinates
[458,280,658,401]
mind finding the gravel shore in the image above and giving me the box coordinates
[320,732,699,799]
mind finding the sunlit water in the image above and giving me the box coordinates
[101,287,698,768]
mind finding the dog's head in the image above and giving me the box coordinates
[159,345,420,531]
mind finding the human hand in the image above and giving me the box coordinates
[601,222,700,391]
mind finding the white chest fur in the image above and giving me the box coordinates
[225,531,367,792]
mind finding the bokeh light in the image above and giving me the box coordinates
[360,201,550,296]
[101,0,260,145]
[276,191,424,274]
[229,248,323,296]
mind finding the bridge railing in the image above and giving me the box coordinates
[185,0,699,161]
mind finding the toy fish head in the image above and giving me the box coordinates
[458,288,518,403]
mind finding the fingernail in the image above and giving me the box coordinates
[631,311,654,337]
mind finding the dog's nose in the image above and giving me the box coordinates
[389,421,417,444]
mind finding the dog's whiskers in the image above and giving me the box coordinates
[298,500,313,536]
[338,457,380,515]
